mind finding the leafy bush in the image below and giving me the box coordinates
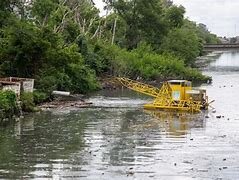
[20,92,35,112]
[95,43,210,82]
[33,90,48,104]
[66,63,99,93]
[36,64,99,95]
[160,27,201,65]
[0,90,18,119]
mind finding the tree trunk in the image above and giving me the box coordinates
[111,16,118,45]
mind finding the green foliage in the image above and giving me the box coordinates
[34,42,99,94]
[95,43,210,82]
[0,19,99,95]
[66,63,99,93]
[0,0,20,27]
[36,65,99,95]
[183,20,220,44]
[0,90,18,119]
[20,92,35,112]
[0,90,17,111]
[100,14,128,47]
[164,5,185,28]
[31,0,58,23]
[160,27,201,65]
[111,0,168,49]
[33,91,48,104]
[77,36,107,75]
[0,21,50,77]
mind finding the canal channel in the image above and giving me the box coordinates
[0,51,239,179]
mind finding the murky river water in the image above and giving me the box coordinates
[1,51,239,179]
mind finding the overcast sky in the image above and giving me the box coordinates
[94,0,239,37]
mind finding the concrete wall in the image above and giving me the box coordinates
[22,80,34,93]
[2,83,21,97]
[0,77,35,93]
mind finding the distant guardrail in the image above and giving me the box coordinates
[204,44,239,49]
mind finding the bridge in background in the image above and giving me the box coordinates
[204,43,239,51]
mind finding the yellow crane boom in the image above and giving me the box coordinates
[115,77,161,98]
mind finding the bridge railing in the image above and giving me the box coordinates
[204,43,239,48]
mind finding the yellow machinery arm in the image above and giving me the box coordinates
[115,77,161,98]
[115,77,204,113]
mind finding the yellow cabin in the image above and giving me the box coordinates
[167,80,192,101]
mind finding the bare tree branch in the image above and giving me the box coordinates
[54,10,70,33]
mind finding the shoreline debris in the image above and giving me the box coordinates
[39,100,93,110]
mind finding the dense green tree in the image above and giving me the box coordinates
[99,13,127,46]
[94,42,210,82]
[109,0,168,49]
[0,16,98,94]
[183,20,220,44]
[164,5,185,28]
[0,20,49,77]
[160,27,201,65]
[0,0,12,26]
[0,0,23,27]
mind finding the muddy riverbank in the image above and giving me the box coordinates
[39,98,93,110]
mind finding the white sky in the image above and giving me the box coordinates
[94,0,239,37]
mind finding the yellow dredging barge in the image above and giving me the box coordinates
[116,77,212,113]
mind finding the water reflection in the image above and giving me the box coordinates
[14,117,35,138]
[144,110,206,137]
[0,100,207,179]
[205,50,239,72]
[0,112,87,179]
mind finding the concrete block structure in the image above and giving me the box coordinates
[0,77,35,97]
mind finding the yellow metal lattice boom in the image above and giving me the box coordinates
[115,77,208,113]
[116,77,161,98]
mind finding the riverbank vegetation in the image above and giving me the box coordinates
[0,0,219,101]
[0,91,19,124]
